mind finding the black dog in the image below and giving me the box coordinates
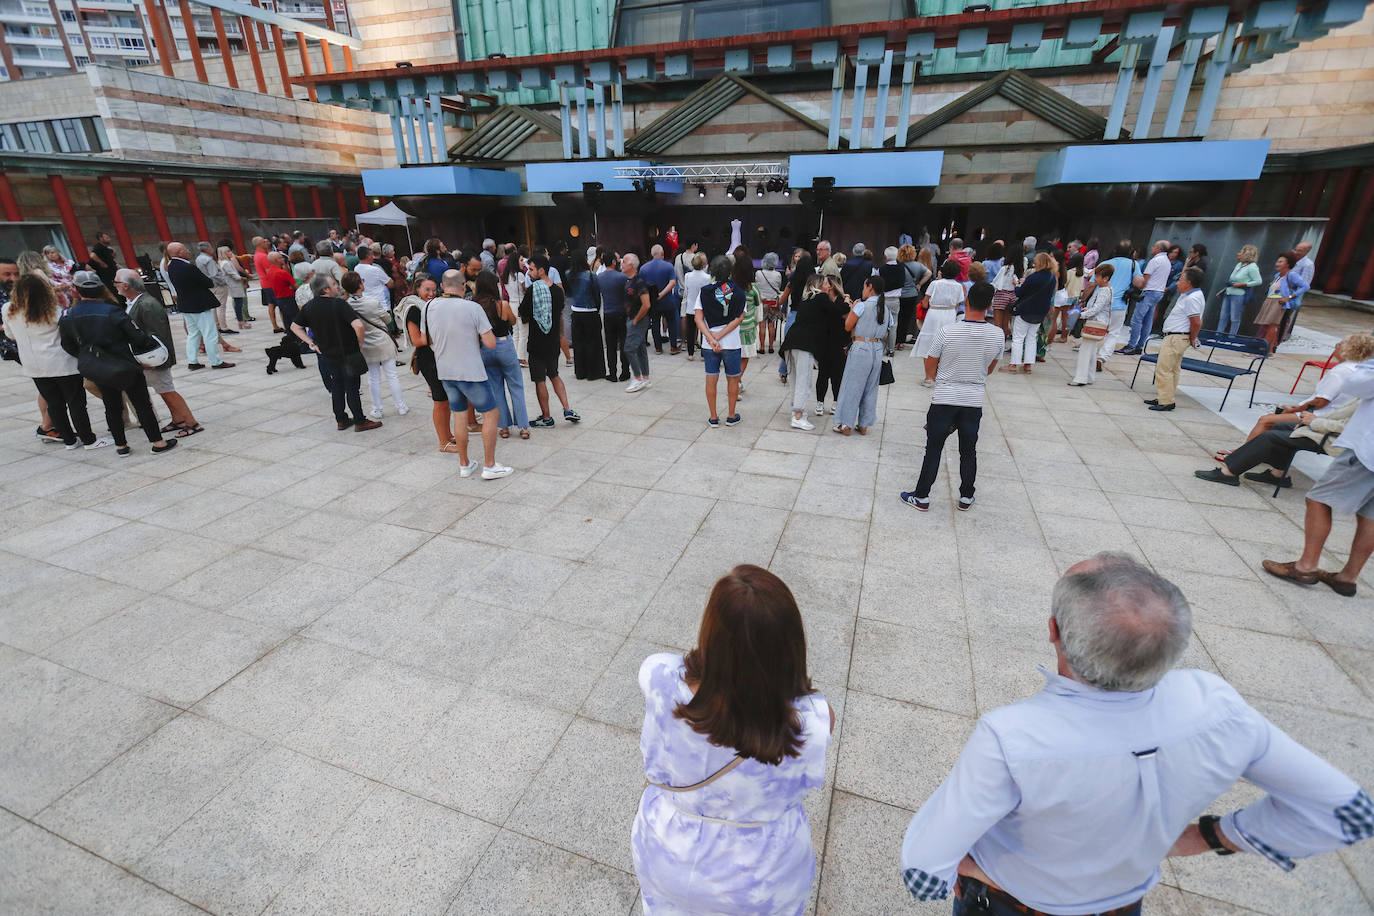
[265,333,307,374]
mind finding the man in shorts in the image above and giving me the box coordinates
[428,269,510,479]
[117,268,202,438]
[521,255,581,427]
[1264,357,1374,597]
[693,255,746,428]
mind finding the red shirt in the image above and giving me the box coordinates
[264,265,296,300]
[953,250,972,282]
[253,249,271,280]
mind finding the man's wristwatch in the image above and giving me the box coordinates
[1198,815,1236,855]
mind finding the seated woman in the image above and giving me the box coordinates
[1214,332,1374,458]
[1196,333,1374,487]
[632,565,834,915]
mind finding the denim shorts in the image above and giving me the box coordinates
[702,346,742,377]
[442,378,497,413]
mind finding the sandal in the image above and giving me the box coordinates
[1260,559,1319,586]
[832,424,851,436]
[856,426,868,436]
[519,428,530,440]
[499,428,510,439]
[160,421,183,434]
[439,440,462,453]
[466,424,480,433]
[1022,366,1033,374]
[173,424,203,438]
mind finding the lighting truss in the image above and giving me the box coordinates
[612,162,788,185]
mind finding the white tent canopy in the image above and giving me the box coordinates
[355,202,417,253]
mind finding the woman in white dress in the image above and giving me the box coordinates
[913,259,966,386]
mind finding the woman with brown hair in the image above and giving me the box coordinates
[632,565,834,915]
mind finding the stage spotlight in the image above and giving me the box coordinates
[697,185,706,198]
[730,180,746,202]
[756,184,765,197]
[783,187,791,198]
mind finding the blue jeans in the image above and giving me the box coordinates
[1127,289,1164,349]
[1219,291,1246,335]
[482,337,529,429]
[778,311,797,378]
[182,310,222,366]
[650,303,679,350]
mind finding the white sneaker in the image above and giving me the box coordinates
[922,379,934,388]
[641,379,652,390]
[83,437,114,450]
[481,463,513,480]
[815,401,825,416]
[458,460,478,478]
[64,440,81,450]
[791,416,815,430]
[397,404,410,415]
[370,409,383,421]
[827,404,835,415]
[626,379,643,393]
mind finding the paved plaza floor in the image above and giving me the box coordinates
[2,305,1372,915]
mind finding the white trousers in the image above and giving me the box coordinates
[789,350,815,414]
[367,359,408,414]
[512,315,528,362]
[1071,338,1100,384]
[1097,309,1127,358]
[1010,317,1039,366]
[212,286,230,331]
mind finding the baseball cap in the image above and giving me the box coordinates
[72,270,105,292]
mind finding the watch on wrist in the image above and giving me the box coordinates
[1198,815,1235,855]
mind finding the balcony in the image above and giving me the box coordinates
[9,49,70,67]
[0,9,58,26]
[5,33,66,47]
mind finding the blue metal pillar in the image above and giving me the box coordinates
[593,82,607,158]
[1162,38,1203,138]
[576,85,591,159]
[1104,44,1140,140]
[1194,22,1237,137]
[429,92,446,162]
[389,100,408,166]
[611,71,625,156]
[893,54,916,149]
[416,97,434,163]
[848,61,869,149]
[1132,26,1176,139]
[560,85,573,160]
[400,96,420,164]
[827,59,845,150]
[870,50,893,149]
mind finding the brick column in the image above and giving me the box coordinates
[98,176,137,266]
[183,179,209,241]
[219,181,245,252]
[252,182,269,219]
[143,176,171,240]
[282,183,297,219]
[309,185,323,218]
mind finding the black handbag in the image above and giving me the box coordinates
[344,349,368,376]
[1070,317,1086,339]
[0,332,18,363]
[879,359,895,386]
[78,342,141,390]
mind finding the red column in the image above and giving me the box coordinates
[147,0,176,75]
[209,8,237,89]
[97,176,136,267]
[356,186,366,216]
[177,0,208,83]
[0,173,22,221]
[48,174,88,262]
[143,176,171,240]
[342,45,354,71]
[183,178,209,241]
[309,185,323,218]
[1299,170,1328,218]
[335,184,347,224]
[1280,172,1303,217]
[1357,248,1374,301]
[240,14,267,93]
[219,181,244,252]
[270,24,292,99]
[1327,169,1374,294]
[1314,168,1358,278]
[252,182,269,219]
[282,183,297,219]
[319,38,333,74]
[1231,180,1255,218]
[295,31,317,102]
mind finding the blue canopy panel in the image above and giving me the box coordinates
[787,151,944,188]
[1034,140,1271,188]
[361,166,523,197]
[525,161,684,194]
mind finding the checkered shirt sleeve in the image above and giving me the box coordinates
[902,867,950,901]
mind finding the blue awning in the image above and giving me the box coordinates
[788,151,944,188]
[525,160,683,194]
[361,165,522,197]
[1034,140,1271,187]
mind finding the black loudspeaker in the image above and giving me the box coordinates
[583,181,603,210]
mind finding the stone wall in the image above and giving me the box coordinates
[348,0,457,69]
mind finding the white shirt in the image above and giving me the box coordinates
[1144,252,1171,292]
[928,319,1004,407]
[1332,358,1374,469]
[926,278,965,309]
[355,261,390,304]
[1162,288,1204,333]
[1311,360,1358,417]
[681,268,711,319]
[1294,255,1316,287]
[902,667,1368,914]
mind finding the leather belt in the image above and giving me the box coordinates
[853,336,883,342]
[957,878,1140,916]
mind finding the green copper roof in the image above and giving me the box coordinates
[457,0,614,104]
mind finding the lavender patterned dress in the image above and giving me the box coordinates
[631,653,831,915]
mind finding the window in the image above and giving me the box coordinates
[60,9,76,21]
[54,118,88,152]
[0,117,107,152]
[117,36,144,49]
[68,33,83,46]
[74,55,90,67]
[0,125,17,150]
[24,3,51,15]
[615,0,911,43]
[18,121,53,153]
[90,35,115,48]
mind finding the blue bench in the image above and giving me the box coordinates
[1129,330,1270,409]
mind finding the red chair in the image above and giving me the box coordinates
[1290,346,1339,394]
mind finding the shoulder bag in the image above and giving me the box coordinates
[1122,261,1144,306]
[409,301,430,375]
[650,755,743,792]
[879,358,895,386]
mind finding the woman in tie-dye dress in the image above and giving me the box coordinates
[631,564,834,915]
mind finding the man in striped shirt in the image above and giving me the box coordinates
[901,281,1003,512]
